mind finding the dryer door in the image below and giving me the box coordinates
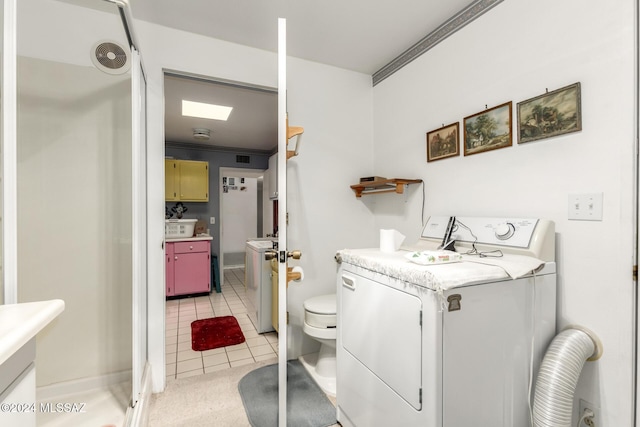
[341,272,423,409]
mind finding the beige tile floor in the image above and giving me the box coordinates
[165,267,278,381]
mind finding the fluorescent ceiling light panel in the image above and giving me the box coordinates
[182,100,233,121]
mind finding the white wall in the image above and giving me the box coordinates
[137,20,375,391]
[18,0,126,66]
[285,57,376,356]
[221,175,257,258]
[371,0,635,425]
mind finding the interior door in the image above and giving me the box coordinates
[636,6,639,423]
[636,11,639,422]
[276,17,288,427]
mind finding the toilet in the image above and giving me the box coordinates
[299,294,337,396]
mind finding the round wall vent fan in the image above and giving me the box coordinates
[90,40,130,75]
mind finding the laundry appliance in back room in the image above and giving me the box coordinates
[335,216,557,427]
[245,238,277,333]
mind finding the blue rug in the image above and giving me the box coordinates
[238,360,337,427]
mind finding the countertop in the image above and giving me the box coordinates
[166,235,213,243]
[0,299,65,365]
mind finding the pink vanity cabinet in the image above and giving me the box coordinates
[166,237,212,297]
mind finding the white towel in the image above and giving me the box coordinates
[460,253,545,279]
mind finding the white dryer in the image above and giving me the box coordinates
[336,216,557,427]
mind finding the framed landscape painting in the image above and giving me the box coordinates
[517,82,582,144]
[463,102,512,156]
[426,122,459,162]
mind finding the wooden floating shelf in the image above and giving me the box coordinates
[350,178,422,198]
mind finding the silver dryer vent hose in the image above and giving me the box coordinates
[533,326,603,427]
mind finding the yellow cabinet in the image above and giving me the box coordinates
[178,160,209,201]
[165,159,178,201]
[165,159,209,202]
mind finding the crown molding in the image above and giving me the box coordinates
[372,0,503,86]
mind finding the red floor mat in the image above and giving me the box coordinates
[191,316,245,351]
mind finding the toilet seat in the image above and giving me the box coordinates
[303,322,337,340]
[304,294,336,328]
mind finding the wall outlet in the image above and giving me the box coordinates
[579,399,599,427]
[210,216,215,225]
[568,193,603,221]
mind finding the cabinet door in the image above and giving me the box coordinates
[0,364,36,427]
[165,159,178,201]
[166,243,175,296]
[341,272,423,410]
[174,251,210,295]
[179,160,209,201]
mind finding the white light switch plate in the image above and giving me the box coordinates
[568,193,603,221]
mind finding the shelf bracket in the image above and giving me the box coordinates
[286,115,304,160]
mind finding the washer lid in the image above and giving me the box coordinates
[304,294,336,314]
[247,240,275,250]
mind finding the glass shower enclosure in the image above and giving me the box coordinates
[2,0,148,424]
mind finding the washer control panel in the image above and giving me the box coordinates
[494,223,515,240]
[421,216,539,249]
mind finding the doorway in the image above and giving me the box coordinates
[218,167,272,275]
[163,72,278,381]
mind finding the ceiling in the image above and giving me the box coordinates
[163,75,278,153]
[129,0,476,152]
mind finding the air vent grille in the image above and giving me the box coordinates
[91,40,130,75]
[236,155,250,164]
[95,42,127,70]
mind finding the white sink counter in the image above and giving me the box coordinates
[166,235,213,243]
[0,299,65,365]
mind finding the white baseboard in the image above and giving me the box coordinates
[36,370,132,401]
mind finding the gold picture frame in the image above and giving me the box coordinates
[463,101,513,156]
[426,122,460,162]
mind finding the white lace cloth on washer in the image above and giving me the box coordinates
[336,248,544,291]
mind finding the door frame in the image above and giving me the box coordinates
[2,0,17,304]
[130,45,148,408]
[158,70,278,389]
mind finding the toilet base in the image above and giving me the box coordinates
[299,349,336,397]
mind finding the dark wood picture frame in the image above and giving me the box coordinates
[517,82,582,144]
[463,101,513,156]
[426,122,460,162]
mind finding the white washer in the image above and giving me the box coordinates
[336,216,557,427]
[245,238,276,333]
